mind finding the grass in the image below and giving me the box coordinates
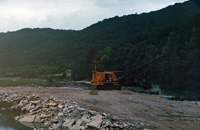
[0,78,45,87]
[40,70,71,79]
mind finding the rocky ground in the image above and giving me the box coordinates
[0,92,142,130]
[0,85,200,130]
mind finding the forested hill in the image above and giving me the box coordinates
[81,0,200,45]
[0,0,200,92]
[0,0,199,67]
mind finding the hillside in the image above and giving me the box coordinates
[0,0,199,92]
[0,0,199,66]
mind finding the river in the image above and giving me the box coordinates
[0,101,32,130]
[125,86,200,101]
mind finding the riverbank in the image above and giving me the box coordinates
[0,86,200,129]
[0,90,149,130]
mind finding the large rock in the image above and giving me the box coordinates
[80,116,91,126]
[46,102,57,107]
[70,119,86,130]
[30,100,41,105]
[18,115,36,123]
[24,103,32,111]
[71,125,85,130]
[89,110,98,116]
[40,114,52,119]
[63,119,75,129]
[102,121,110,128]
[34,115,41,123]
[58,104,64,109]
[0,92,5,96]
[87,115,103,129]
[76,119,82,126]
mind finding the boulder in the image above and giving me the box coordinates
[89,110,98,116]
[15,115,24,121]
[58,104,64,109]
[23,100,29,104]
[71,125,85,130]
[102,121,110,128]
[30,100,41,105]
[63,107,68,114]
[58,112,64,118]
[87,115,103,129]
[51,116,59,123]
[63,119,75,129]
[18,115,36,123]
[68,105,74,110]
[1,108,6,110]
[0,92,5,96]
[78,107,85,112]
[81,115,91,125]
[102,113,107,117]
[40,114,52,119]
[34,115,41,123]
[46,102,57,107]
[24,103,32,110]
[76,119,82,128]
[44,121,51,126]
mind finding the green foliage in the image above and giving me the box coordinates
[95,14,200,92]
[0,0,199,92]
[0,78,44,87]
[71,48,96,80]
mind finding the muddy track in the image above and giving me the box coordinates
[0,86,200,130]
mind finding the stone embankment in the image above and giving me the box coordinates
[0,92,149,130]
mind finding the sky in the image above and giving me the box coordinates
[0,0,187,32]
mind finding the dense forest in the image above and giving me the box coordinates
[72,0,200,92]
[0,0,199,92]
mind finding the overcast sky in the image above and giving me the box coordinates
[0,0,187,32]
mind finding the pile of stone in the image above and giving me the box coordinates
[0,92,148,130]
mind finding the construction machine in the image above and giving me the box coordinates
[91,51,175,89]
[90,60,121,89]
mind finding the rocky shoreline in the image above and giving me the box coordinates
[0,91,150,130]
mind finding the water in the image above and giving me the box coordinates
[124,86,200,101]
[161,89,200,101]
[0,101,32,130]
[0,115,32,130]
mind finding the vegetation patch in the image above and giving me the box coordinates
[0,78,45,87]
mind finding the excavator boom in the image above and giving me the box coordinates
[91,51,175,89]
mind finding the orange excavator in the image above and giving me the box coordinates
[91,51,175,89]
[90,60,121,89]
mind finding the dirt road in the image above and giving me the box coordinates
[0,86,199,130]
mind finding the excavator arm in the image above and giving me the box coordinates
[118,50,176,81]
[93,60,106,72]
